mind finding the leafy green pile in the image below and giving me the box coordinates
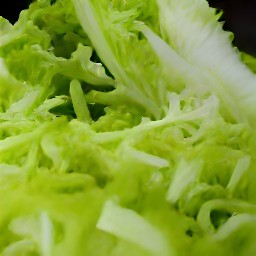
[1,0,256,255]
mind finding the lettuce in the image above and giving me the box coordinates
[0,0,256,255]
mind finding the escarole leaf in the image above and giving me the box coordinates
[74,0,167,119]
[0,0,256,255]
[153,0,256,125]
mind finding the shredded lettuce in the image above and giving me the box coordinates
[0,0,256,255]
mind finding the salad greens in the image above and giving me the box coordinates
[0,0,256,255]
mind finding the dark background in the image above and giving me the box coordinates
[1,0,256,56]
[0,0,32,24]
[208,0,256,56]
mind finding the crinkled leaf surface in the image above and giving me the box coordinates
[0,0,256,255]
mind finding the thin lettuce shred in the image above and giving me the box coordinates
[0,0,256,255]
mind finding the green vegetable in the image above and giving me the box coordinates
[0,0,256,255]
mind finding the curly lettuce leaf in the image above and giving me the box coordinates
[0,0,256,255]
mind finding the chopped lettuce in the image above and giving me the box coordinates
[0,0,256,255]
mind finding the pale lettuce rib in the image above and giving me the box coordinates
[214,213,256,241]
[156,0,256,125]
[167,159,203,204]
[227,156,251,194]
[97,200,172,256]
[70,79,91,123]
[40,212,53,256]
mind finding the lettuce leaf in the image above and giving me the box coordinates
[0,0,256,255]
